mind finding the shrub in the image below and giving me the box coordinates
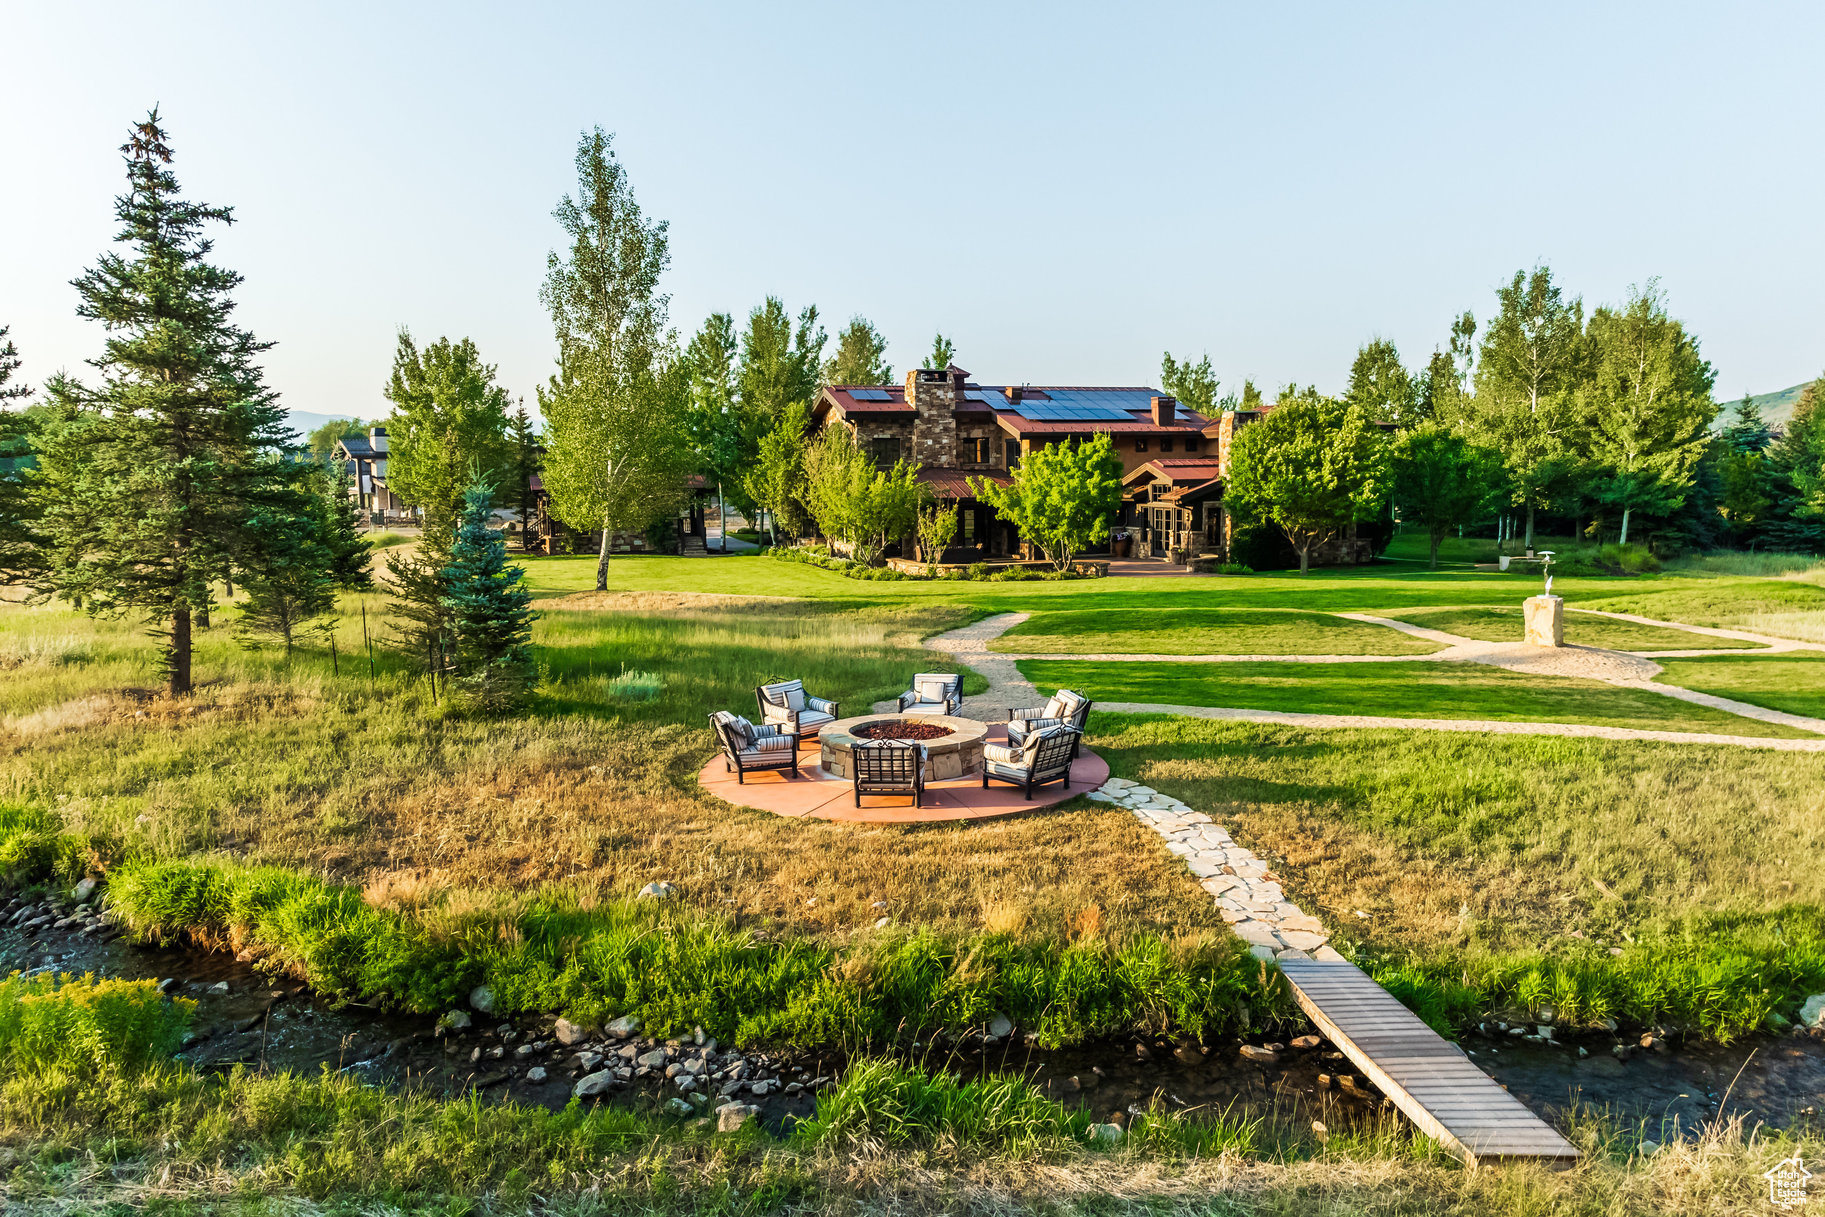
[1600,542,1661,574]
[603,669,663,701]
[966,562,990,580]
[0,804,89,890]
[0,973,193,1073]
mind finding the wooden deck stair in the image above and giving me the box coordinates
[1278,954,1581,1169]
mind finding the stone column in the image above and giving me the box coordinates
[1524,595,1563,647]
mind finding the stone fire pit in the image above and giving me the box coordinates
[818,713,988,782]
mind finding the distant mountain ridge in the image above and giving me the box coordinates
[1719,381,1811,430]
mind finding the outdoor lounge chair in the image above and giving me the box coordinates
[896,672,962,716]
[850,738,925,808]
[981,723,1079,798]
[754,679,840,742]
[1007,689,1093,758]
[709,711,799,783]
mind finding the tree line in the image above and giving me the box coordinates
[1172,266,1825,570]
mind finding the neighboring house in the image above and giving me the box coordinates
[814,366,1215,561]
[333,426,410,521]
[525,472,712,557]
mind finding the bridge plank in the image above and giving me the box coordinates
[1278,955,1580,1169]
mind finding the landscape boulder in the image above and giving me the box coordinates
[468,985,496,1015]
[553,1017,588,1045]
[573,1070,615,1098]
[1800,994,1825,1029]
[72,878,99,905]
[605,1015,641,1037]
[717,1103,760,1133]
[637,881,677,900]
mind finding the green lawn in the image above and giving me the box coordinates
[990,607,1441,656]
[1019,658,1811,737]
[1654,653,1825,721]
[1582,576,1825,644]
[1385,605,1766,651]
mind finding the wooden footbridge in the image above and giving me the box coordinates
[1279,953,1582,1168]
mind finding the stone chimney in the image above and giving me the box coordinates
[907,368,960,468]
[1151,395,1177,426]
[368,426,389,453]
[1003,385,1023,404]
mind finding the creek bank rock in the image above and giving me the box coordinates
[469,985,497,1015]
[574,1070,616,1098]
[717,1103,760,1132]
[1800,994,1825,1029]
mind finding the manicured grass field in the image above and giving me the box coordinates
[990,607,1443,656]
[1091,713,1825,953]
[1385,605,1766,651]
[1583,575,1825,644]
[1018,658,1810,736]
[1654,652,1825,721]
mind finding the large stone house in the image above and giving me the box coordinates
[815,372,1382,566]
[815,366,1225,561]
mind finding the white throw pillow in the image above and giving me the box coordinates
[783,685,806,711]
[915,676,951,702]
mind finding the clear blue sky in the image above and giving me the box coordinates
[5,1,1822,426]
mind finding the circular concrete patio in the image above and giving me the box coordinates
[696,722,1109,824]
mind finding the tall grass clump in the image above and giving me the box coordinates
[0,803,90,889]
[95,854,1288,1046]
[1364,905,1825,1040]
[0,973,192,1073]
[793,1058,1085,1150]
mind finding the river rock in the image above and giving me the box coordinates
[1290,1035,1322,1050]
[573,1070,615,1098]
[605,1015,641,1037]
[637,1049,667,1069]
[637,881,676,900]
[526,1066,548,1083]
[553,1017,588,1045]
[1172,1042,1205,1065]
[72,878,99,904]
[717,1102,759,1132]
[437,1009,472,1033]
[988,1014,1014,1038]
[1239,1044,1278,1063]
[1800,994,1825,1029]
[468,985,496,1015]
[663,1097,693,1116]
[1088,1122,1124,1146]
[206,981,230,996]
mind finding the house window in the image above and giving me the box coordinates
[1135,437,1148,452]
[962,511,976,541]
[964,436,989,463]
[870,436,898,466]
[1184,437,1200,453]
[1161,437,1174,452]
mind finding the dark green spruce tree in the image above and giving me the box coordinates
[0,326,47,586]
[37,112,293,692]
[441,475,538,711]
[235,463,372,656]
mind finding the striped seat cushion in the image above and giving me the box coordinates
[743,735,797,757]
[982,742,1022,766]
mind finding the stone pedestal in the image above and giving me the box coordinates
[1524,595,1563,647]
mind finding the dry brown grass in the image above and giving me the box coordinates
[221,718,1221,941]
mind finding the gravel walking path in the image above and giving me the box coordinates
[917,606,1825,745]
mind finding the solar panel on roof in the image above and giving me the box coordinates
[848,388,892,401]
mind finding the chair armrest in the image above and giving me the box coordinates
[982,742,1023,765]
[1005,706,1052,724]
[896,690,917,711]
[808,695,839,715]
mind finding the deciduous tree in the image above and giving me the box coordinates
[1160,351,1219,415]
[1580,282,1716,545]
[1345,338,1418,425]
[382,332,512,548]
[924,332,956,371]
[1226,397,1391,573]
[822,316,893,386]
[538,128,691,589]
[738,298,825,421]
[1468,266,1588,550]
[743,404,810,544]
[1391,424,1505,568]
[969,434,1122,570]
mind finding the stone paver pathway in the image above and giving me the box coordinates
[1089,777,1339,961]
